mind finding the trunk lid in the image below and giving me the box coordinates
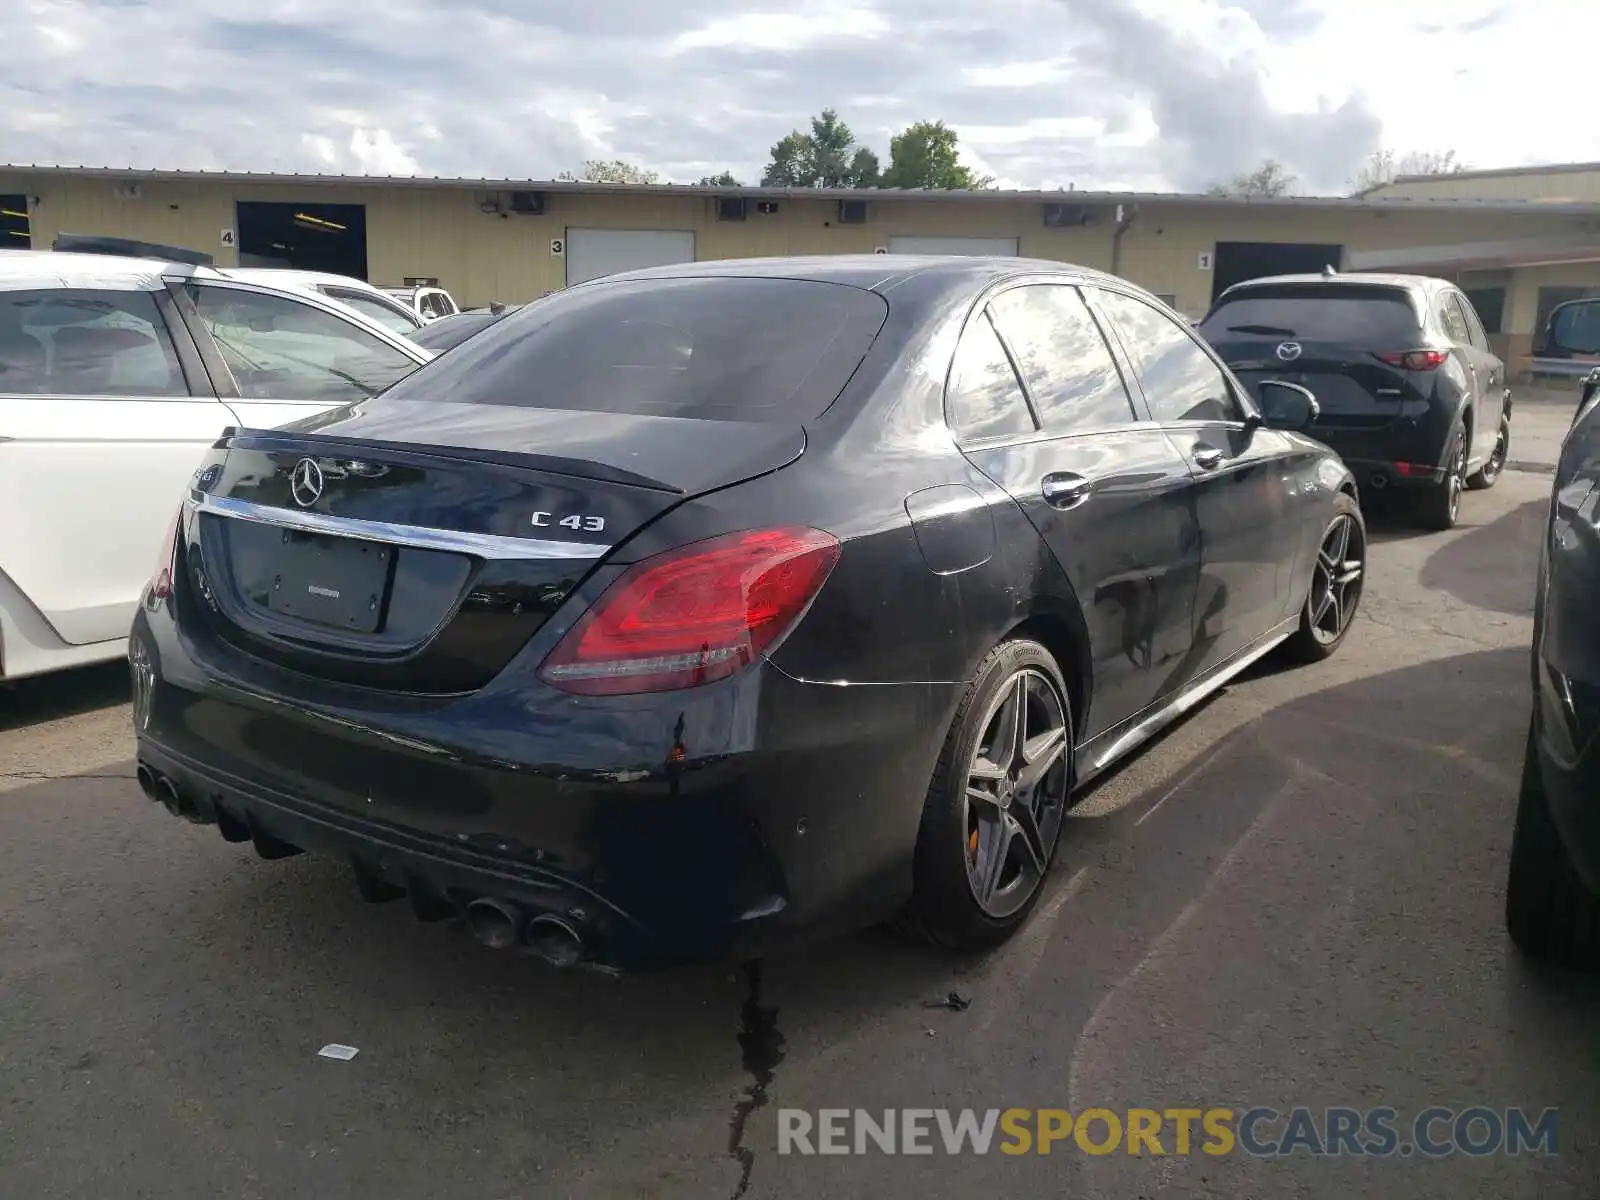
[181,403,804,694]
[1199,284,1433,432]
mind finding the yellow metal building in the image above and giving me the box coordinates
[4,163,1599,373]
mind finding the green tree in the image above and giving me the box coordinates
[697,171,742,186]
[880,120,992,190]
[1205,159,1298,198]
[760,109,880,187]
[557,159,659,184]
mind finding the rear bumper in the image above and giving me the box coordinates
[1313,420,1454,492]
[130,609,960,971]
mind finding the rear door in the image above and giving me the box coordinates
[1197,284,1430,449]
[1448,290,1505,469]
[1096,286,1309,675]
[171,280,427,429]
[0,285,235,647]
[952,282,1199,738]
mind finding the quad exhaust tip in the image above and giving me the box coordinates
[136,765,159,801]
[463,899,586,967]
[464,898,523,951]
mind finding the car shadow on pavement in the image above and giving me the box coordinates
[5,644,1597,1198]
[0,660,129,733]
[1419,498,1547,616]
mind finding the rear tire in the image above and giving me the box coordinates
[1506,718,1600,968]
[899,639,1073,952]
[1466,411,1509,490]
[1281,492,1365,664]
[1416,425,1466,531]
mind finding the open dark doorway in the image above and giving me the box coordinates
[1,195,30,249]
[1211,241,1343,303]
[235,201,367,278]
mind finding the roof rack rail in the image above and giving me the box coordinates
[51,232,214,267]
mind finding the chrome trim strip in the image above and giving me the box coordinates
[187,490,610,561]
[1075,618,1297,785]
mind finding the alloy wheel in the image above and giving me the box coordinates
[1310,513,1365,645]
[963,669,1071,919]
[1483,421,1508,483]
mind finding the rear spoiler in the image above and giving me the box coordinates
[52,232,215,267]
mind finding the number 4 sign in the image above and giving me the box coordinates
[220,228,236,248]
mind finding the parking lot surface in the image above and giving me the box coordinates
[2,396,1596,1199]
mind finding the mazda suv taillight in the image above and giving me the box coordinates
[538,527,842,696]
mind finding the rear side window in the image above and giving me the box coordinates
[987,284,1138,433]
[377,277,888,423]
[1199,286,1421,345]
[0,289,188,397]
[186,283,420,404]
[1438,295,1471,345]
[945,310,1035,442]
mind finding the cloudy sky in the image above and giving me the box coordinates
[7,0,1597,195]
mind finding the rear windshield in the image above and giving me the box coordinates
[1200,285,1420,344]
[376,276,889,423]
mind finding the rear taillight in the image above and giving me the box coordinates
[538,527,842,696]
[150,508,183,601]
[1377,349,1447,371]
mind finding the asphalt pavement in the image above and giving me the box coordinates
[2,395,1596,1199]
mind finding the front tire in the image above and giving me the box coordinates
[1416,425,1466,531]
[1506,718,1600,968]
[1467,412,1509,490]
[1281,492,1365,665]
[901,639,1073,951]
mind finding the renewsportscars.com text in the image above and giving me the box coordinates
[777,1106,1559,1158]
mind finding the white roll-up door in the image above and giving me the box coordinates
[564,228,696,286]
[887,235,1020,257]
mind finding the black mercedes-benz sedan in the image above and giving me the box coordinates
[1509,365,1600,968]
[130,255,1365,970]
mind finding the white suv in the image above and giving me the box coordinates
[0,248,434,682]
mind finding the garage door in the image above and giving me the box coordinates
[887,235,1020,257]
[565,228,696,286]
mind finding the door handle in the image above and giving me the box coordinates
[1041,471,1092,509]
[1193,444,1225,470]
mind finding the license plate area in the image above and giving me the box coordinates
[266,530,394,633]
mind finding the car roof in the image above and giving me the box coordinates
[0,248,218,290]
[1219,271,1446,296]
[568,253,1132,297]
[223,267,385,293]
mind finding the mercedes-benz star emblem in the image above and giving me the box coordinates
[1275,341,1303,361]
[290,457,325,508]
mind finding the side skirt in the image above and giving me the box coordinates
[1072,615,1299,790]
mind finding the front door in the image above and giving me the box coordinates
[171,280,425,429]
[949,282,1200,740]
[0,285,233,647]
[1093,286,1298,678]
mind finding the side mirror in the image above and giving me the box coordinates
[1549,298,1600,356]
[1256,380,1320,431]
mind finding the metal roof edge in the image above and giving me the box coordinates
[2,164,1599,215]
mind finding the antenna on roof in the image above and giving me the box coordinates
[1322,263,1338,277]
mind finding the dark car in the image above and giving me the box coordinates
[406,303,519,353]
[1198,271,1512,531]
[1537,296,1600,415]
[129,255,1364,971]
[1512,324,1600,969]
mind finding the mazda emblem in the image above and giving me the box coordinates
[1275,342,1303,361]
[290,458,325,507]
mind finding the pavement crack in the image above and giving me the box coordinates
[727,959,785,1200]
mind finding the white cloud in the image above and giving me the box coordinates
[3,0,1598,192]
